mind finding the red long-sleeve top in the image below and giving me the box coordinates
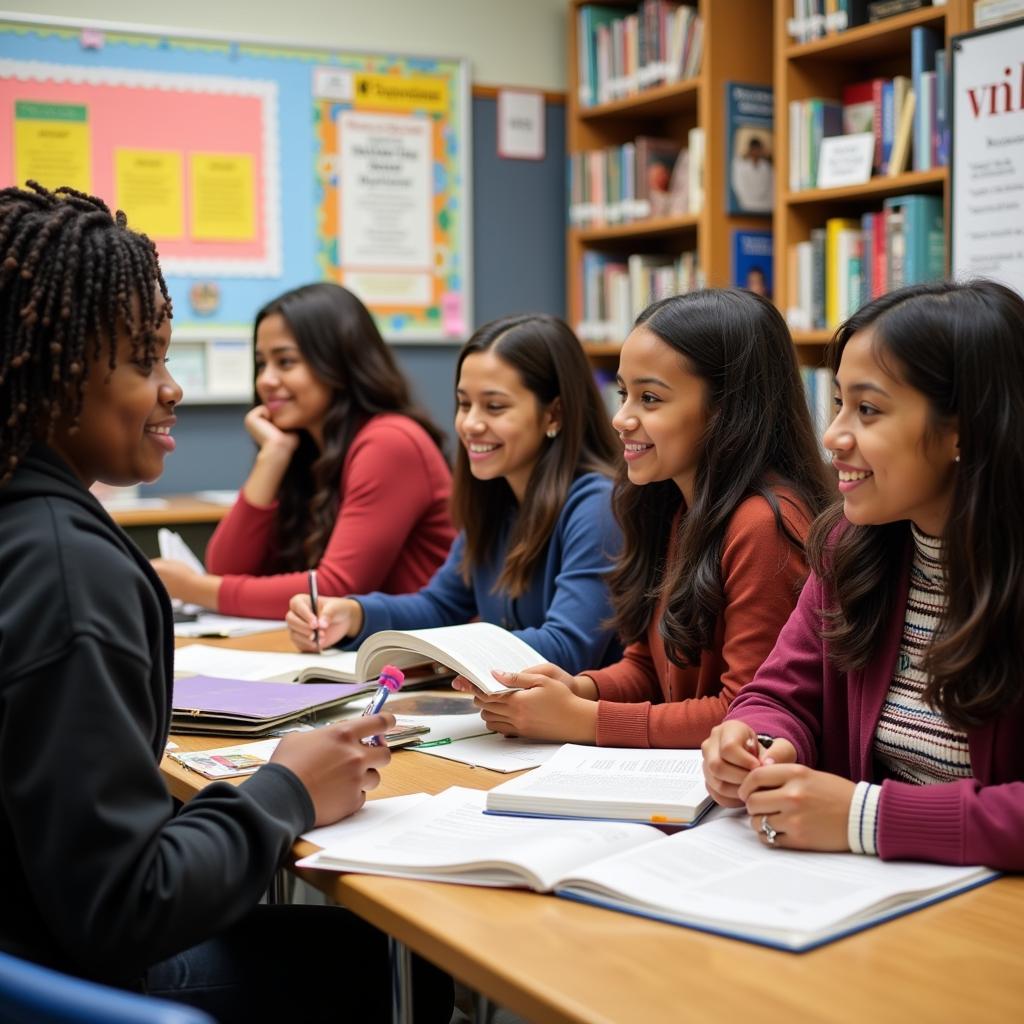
[585,490,812,748]
[206,414,455,619]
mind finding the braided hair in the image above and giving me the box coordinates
[0,181,171,486]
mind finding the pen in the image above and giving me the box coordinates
[361,664,405,746]
[414,737,453,749]
[308,568,319,649]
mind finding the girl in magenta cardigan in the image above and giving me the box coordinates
[703,280,1024,871]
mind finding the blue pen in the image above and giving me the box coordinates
[361,664,404,746]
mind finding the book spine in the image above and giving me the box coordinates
[859,212,874,308]
[881,80,894,174]
[810,227,827,329]
[873,208,888,298]
[872,78,885,173]
[868,0,927,21]
[911,25,940,172]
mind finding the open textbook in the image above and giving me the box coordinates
[485,745,712,824]
[296,787,997,952]
[173,622,540,690]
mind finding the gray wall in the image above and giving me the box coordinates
[146,96,566,494]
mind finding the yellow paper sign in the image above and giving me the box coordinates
[353,74,448,114]
[14,100,91,194]
[189,153,255,241]
[115,149,184,240]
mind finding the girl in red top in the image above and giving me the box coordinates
[465,289,832,747]
[152,283,455,618]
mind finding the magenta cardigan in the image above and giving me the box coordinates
[726,547,1024,871]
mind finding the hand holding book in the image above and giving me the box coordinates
[453,663,599,744]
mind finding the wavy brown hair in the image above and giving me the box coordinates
[255,283,445,571]
[807,279,1024,729]
[609,289,832,665]
[451,315,618,597]
[0,182,170,487]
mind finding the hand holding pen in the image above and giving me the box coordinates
[307,569,320,650]
[362,665,405,746]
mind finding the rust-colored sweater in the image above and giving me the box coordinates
[585,491,812,748]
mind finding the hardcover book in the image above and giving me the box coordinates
[726,82,774,215]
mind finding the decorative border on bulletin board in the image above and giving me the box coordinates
[0,15,472,342]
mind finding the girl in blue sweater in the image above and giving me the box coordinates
[286,314,622,672]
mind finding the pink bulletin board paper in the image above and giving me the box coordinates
[0,64,280,277]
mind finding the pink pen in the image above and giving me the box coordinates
[361,664,404,746]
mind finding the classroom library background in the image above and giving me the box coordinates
[3,0,1023,494]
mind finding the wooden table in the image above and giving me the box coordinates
[168,634,1024,1024]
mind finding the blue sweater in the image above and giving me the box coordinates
[349,472,622,672]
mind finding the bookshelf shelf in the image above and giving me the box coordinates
[574,213,700,244]
[791,329,834,346]
[785,167,947,206]
[774,1,972,368]
[786,6,947,62]
[567,0,773,365]
[579,78,700,121]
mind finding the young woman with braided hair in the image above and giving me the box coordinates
[151,281,455,618]
[0,182,451,1021]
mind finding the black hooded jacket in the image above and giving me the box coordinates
[0,446,313,985]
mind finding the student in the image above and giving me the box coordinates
[287,314,622,672]
[0,183,452,1022]
[152,281,455,619]
[702,280,1024,871]
[464,289,832,747]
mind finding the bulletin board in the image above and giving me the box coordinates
[0,14,472,341]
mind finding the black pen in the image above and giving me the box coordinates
[308,568,320,650]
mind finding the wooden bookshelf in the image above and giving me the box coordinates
[773,0,973,365]
[567,0,774,364]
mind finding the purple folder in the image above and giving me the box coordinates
[172,675,371,722]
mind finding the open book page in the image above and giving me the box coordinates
[556,813,996,950]
[295,786,662,890]
[173,643,357,682]
[302,794,430,847]
[486,745,710,822]
[410,733,562,772]
[359,622,544,695]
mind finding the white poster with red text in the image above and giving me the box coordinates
[951,21,1024,297]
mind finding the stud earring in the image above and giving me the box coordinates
[954,454,961,463]
[546,429,559,439]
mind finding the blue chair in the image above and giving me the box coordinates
[0,951,217,1024]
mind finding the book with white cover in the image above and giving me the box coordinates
[485,744,713,825]
[297,787,996,952]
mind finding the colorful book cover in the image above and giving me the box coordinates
[635,136,682,218]
[726,82,774,215]
[731,229,773,300]
[911,24,941,172]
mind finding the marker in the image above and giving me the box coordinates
[308,568,319,649]
[414,737,453,749]
[361,664,404,746]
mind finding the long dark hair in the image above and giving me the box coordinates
[450,314,618,597]
[808,279,1024,728]
[256,282,445,571]
[609,288,832,665]
[0,182,170,486]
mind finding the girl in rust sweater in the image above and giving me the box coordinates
[463,289,832,748]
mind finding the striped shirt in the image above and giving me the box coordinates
[847,525,972,855]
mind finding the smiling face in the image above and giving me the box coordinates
[611,326,709,502]
[823,329,959,536]
[50,300,181,487]
[254,312,333,443]
[454,348,559,503]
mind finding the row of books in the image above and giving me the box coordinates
[801,365,835,456]
[786,194,944,331]
[577,249,703,343]
[576,2,704,108]
[786,0,947,44]
[568,129,705,229]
